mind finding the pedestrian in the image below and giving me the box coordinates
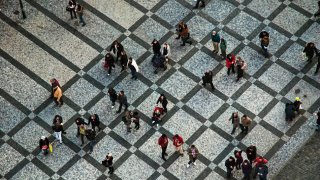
[39,136,50,156]
[226,54,235,75]
[50,78,60,98]
[256,164,268,180]
[211,31,220,54]
[173,134,184,156]
[132,111,140,130]
[315,111,320,131]
[187,145,199,168]
[76,4,86,26]
[127,57,139,80]
[234,150,243,170]
[109,40,124,61]
[123,111,132,132]
[104,53,115,75]
[52,115,66,134]
[53,86,63,107]
[220,38,227,59]
[53,121,63,144]
[242,160,252,180]
[229,112,240,134]
[314,1,320,17]
[259,30,270,58]
[116,91,128,113]
[79,124,87,146]
[152,106,163,127]
[253,156,268,178]
[175,21,185,39]
[240,114,252,134]
[303,42,317,63]
[158,134,169,161]
[88,114,101,132]
[293,97,302,114]
[180,24,192,46]
[235,57,247,82]
[156,94,168,113]
[225,156,236,178]
[202,70,215,90]
[152,39,161,55]
[85,128,96,154]
[67,0,77,19]
[285,103,296,121]
[120,51,128,72]
[246,145,257,164]
[75,117,87,137]
[102,153,114,174]
[314,53,320,75]
[108,88,118,108]
[161,43,171,58]
[193,0,205,8]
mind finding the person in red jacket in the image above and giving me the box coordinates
[253,156,268,178]
[158,134,169,161]
[234,150,243,169]
[173,134,184,156]
[226,54,235,75]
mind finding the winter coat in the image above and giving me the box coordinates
[259,31,269,47]
[157,96,168,106]
[285,103,296,120]
[102,156,113,167]
[120,53,128,66]
[75,118,87,126]
[225,157,236,170]
[39,138,49,149]
[234,150,243,164]
[188,147,199,160]
[246,146,257,161]
[118,94,128,104]
[88,114,100,126]
[303,44,316,58]
[109,41,124,54]
[257,164,268,179]
[53,87,62,101]
[241,116,252,127]
[226,54,235,68]
[254,157,268,167]
[211,33,221,43]
[108,88,118,100]
[242,161,252,175]
[229,113,240,125]
[85,129,96,140]
[180,26,189,38]
[105,54,115,66]
[202,71,213,83]
[158,136,169,148]
[220,41,227,51]
[152,41,161,53]
[173,135,184,147]
[127,59,139,72]
[161,44,171,57]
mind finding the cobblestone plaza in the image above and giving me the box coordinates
[0,0,320,179]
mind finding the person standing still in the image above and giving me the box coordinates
[120,51,128,72]
[158,134,169,161]
[187,145,199,168]
[303,42,317,63]
[75,117,87,137]
[116,91,128,113]
[234,150,243,170]
[246,145,257,164]
[151,39,161,55]
[109,40,124,61]
[67,0,77,19]
[229,112,240,134]
[242,160,252,180]
[104,53,115,75]
[180,24,192,46]
[236,57,247,82]
[53,122,63,144]
[173,134,184,156]
[86,129,96,154]
[259,30,270,58]
[240,114,252,134]
[156,94,168,113]
[211,31,220,54]
[202,71,215,90]
[127,57,139,80]
[226,54,236,75]
[88,114,101,132]
[225,156,236,178]
[108,88,117,108]
[102,153,114,174]
[79,124,86,146]
[76,4,86,26]
[220,38,227,59]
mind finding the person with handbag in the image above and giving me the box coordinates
[76,4,86,26]
[102,153,114,174]
[39,136,50,156]
[67,0,77,19]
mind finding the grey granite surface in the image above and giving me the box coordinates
[62,158,102,180]
[300,22,320,48]
[280,42,308,71]
[203,0,236,22]
[187,15,216,42]
[38,103,77,126]
[237,46,267,76]
[137,91,174,116]
[121,37,147,60]
[134,18,169,43]
[247,0,281,18]
[0,143,25,176]
[11,162,50,180]
[134,0,160,10]
[205,30,241,54]
[164,35,194,62]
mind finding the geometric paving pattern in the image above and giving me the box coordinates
[0,0,320,179]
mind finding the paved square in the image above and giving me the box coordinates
[227,11,261,37]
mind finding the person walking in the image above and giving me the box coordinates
[102,153,114,174]
[79,124,87,146]
[314,110,320,131]
[303,42,317,63]
[253,156,268,178]
[152,39,161,55]
[104,53,115,75]
[211,31,220,54]
[76,4,86,26]
[225,156,236,178]
[50,78,60,98]
[156,94,168,113]
[259,30,270,58]
[314,1,320,17]
[39,136,50,156]
[180,24,192,46]
[242,160,252,180]
[116,91,128,113]
[202,71,215,90]
[53,121,63,144]
[293,97,302,114]
[256,164,268,180]
[108,88,118,108]
[161,43,171,58]
[75,117,87,137]
[226,54,235,75]
[236,57,247,82]
[127,57,139,80]
[220,38,227,59]
[158,134,169,161]
[53,86,63,107]
[314,53,320,75]
[123,111,132,133]
[132,111,140,130]
[109,40,124,61]
[52,115,66,134]
[175,21,186,39]
[194,0,205,9]
[88,114,101,132]
[240,114,252,134]
[234,150,243,170]
[173,134,184,156]
[187,145,199,168]
[229,112,240,134]
[120,51,128,72]
[85,128,96,154]
[246,145,257,164]
[67,0,77,19]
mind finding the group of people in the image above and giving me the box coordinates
[229,112,252,135]
[67,0,86,26]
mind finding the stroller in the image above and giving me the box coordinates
[152,54,168,74]
[151,106,164,127]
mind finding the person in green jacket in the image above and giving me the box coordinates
[211,31,220,54]
[220,38,227,59]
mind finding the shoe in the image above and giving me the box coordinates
[162,158,167,161]
[189,41,193,45]
[116,111,120,113]
[82,23,86,27]
[193,162,197,166]
[88,151,92,154]
[62,132,67,134]
[156,124,159,128]
[187,164,190,168]
[152,121,155,124]
[180,154,184,157]
[164,153,168,156]
[111,106,114,108]
[108,74,110,76]
[80,144,83,146]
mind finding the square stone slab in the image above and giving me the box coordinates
[0,143,24,176]
[161,71,197,100]
[300,22,320,48]
[237,46,267,76]
[292,0,319,13]
[204,171,225,180]
[134,0,160,10]
[279,42,308,71]
[137,91,174,116]
[226,11,261,38]
[12,121,51,152]
[236,84,273,114]
[11,162,50,179]
[273,6,309,34]
[38,103,76,126]
[187,15,216,42]
[134,18,169,43]
[247,0,281,18]
[182,51,220,78]
[306,63,320,83]
[62,159,102,180]
[164,35,194,62]
[121,37,147,60]
[203,0,236,22]
[258,63,295,92]
[116,154,155,180]
[0,96,26,133]
[241,124,279,156]
[162,109,202,140]
[193,128,229,161]
[186,88,225,119]
[155,0,190,26]
[64,78,101,107]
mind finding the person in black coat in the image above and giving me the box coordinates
[102,153,114,174]
[314,53,320,75]
[88,114,101,132]
[109,40,124,61]
[242,160,252,180]
[52,115,66,134]
[39,136,50,155]
[234,150,243,170]
[67,0,77,19]
[152,39,161,55]
[156,94,168,113]
[225,156,236,178]
[132,111,140,130]
[303,42,317,63]
[202,71,215,90]
[259,31,270,58]
[116,91,128,113]
[53,123,63,144]
[108,88,118,108]
[75,117,88,137]
[194,0,205,8]
[105,53,115,75]
[85,129,96,154]
[246,145,257,164]
[285,103,296,121]
[120,51,128,72]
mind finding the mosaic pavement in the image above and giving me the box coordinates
[0,0,320,179]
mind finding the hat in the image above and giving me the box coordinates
[212,31,216,35]
[295,97,301,101]
[41,136,46,140]
[108,153,112,156]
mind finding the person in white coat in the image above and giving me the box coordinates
[161,43,171,58]
[127,57,139,80]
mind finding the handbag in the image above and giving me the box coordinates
[49,143,53,153]
[66,6,71,12]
